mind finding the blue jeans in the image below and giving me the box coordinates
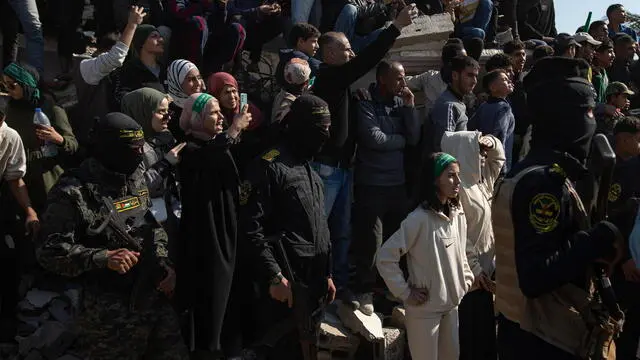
[456,0,492,40]
[312,163,352,289]
[292,0,322,27]
[334,4,384,54]
[8,0,44,74]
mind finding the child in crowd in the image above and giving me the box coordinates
[469,69,515,173]
[275,23,321,86]
[377,152,474,360]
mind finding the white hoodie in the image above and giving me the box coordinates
[441,131,505,278]
[376,205,474,316]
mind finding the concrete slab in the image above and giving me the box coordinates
[336,300,384,342]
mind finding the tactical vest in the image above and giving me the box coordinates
[493,165,619,360]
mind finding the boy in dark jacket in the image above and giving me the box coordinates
[470,69,515,172]
[275,23,321,86]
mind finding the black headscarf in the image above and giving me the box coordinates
[283,94,331,159]
[89,113,145,175]
[525,57,597,163]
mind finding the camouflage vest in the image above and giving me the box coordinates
[493,165,619,359]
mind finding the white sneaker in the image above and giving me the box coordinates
[357,293,374,316]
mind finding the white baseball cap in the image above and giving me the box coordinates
[574,32,602,46]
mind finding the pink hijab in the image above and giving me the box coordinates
[179,93,217,141]
[207,72,263,130]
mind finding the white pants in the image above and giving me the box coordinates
[405,307,460,360]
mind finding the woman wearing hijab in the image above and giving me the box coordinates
[166,59,205,142]
[175,93,251,359]
[207,72,265,171]
[121,88,185,229]
[1,62,78,213]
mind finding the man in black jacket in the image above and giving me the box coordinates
[242,95,336,359]
[516,0,557,43]
[311,3,416,295]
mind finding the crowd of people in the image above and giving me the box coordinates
[0,0,640,359]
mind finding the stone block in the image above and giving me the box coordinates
[389,306,406,330]
[318,310,360,355]
[394,13,454,48]
[336,300,384,342]
[372,327,406,360]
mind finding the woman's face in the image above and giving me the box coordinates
[435,162,461,201]
[152,97,170,132]
[202,100,225,136]
[1,75,24,100]
[218,85,239,110]
[181,69,203,96]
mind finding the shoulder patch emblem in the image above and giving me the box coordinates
[529,193,560,233]
[113,197,141,212]
[549,163,567,178]
[608,183,621,202]
[262,149,280,162]
[239,181,252,206]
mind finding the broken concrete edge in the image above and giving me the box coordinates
[335,300,384,342]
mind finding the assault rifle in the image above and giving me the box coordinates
[87,197,166,311]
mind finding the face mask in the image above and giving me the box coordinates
[95,142,143,175]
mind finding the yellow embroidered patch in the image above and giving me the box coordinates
[113,197,141,212]
[262,149,280,162]
[549,163,567,178]
[138,190,149,197]
[119,129,144,141]
[529,193,560,233]
[239,181,252,206]
[608,183,621,202]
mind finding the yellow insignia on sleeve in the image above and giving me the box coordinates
[261,149,280,162]
[549,163,567,178]
[239,181,252,206]
[113,197,141,212]
[608,183,621,202]
[529,193,560,233]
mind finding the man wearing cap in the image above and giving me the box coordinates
[494,57,623,360]
[242,95,336,359]
[271,58,311,124]
[35,113,187,359]
[593,38,616,103]
[554,33,580,58]
[574,32,601,66]
[596,81,635,136]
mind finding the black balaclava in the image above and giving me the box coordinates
[283,94,331,159]
[90,112,145,175]
[525,57,597,163]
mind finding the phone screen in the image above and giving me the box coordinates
[240,93,248,110]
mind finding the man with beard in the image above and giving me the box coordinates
[493,57,624,360]
[242,95,336,359]
[35,113,188,359]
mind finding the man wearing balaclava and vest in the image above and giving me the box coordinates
[493,57,624,360]
[35,113,188,359]
[241,94,336,359]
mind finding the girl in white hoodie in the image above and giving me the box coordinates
[376,152,474,360]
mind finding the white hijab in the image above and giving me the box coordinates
[166,59,199,108]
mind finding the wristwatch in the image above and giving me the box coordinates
[270,273,284,286]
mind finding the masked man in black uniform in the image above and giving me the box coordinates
[36,113,188,360]
[493,57,624,360]
[241,95,336,360]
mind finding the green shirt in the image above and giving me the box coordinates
[592,69,609,104]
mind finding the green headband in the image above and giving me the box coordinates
[192,93,213,114]
[3,63,40,101]
[434,153,457,178]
